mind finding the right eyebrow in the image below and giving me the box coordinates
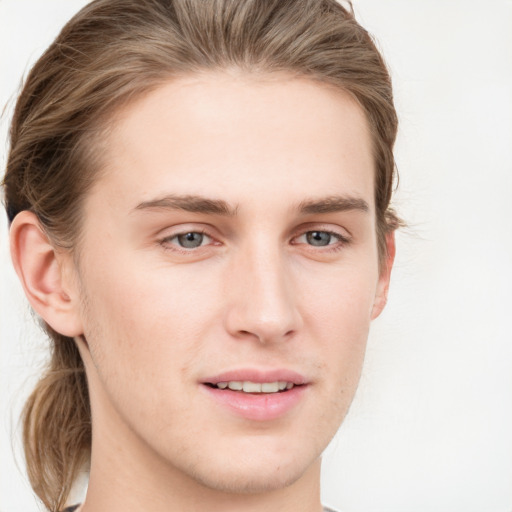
[132,194,238,216]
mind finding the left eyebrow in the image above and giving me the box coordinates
[297,195,370,215]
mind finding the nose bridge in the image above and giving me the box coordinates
[225,234,300,343]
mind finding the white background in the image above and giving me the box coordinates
[1,1,511,511]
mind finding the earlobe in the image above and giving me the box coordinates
[371,231,396,320]
[10,211,84,337]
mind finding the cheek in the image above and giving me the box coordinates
[77,265,202,431]
[298,261,377,387]
[77,252,225,388]
[299,258,378,335]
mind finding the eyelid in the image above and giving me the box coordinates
[155,222,351,255]
[291,223,352,242]
[157,224,221,253]
[157,222,218,239]
[289,224,352,255]
[164,230,212,245]
[293,230,349,245]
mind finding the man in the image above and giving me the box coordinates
[3,1,398,511]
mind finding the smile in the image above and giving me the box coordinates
[207,381,295,393]
[201,370,308,421]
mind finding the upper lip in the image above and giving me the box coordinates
[202,368,307,386]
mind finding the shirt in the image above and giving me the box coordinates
[64,505,338,511]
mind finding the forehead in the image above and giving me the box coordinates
[93,73,375,213]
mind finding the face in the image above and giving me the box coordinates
[70,73,391,494]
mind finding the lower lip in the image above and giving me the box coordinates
[201,385,307,421]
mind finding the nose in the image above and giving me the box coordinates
[223,242,302,344]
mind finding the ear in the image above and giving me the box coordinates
[9,211,84,337]
[371,231,396,320]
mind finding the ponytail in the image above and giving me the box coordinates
[22,331,90,512]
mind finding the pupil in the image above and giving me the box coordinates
[178,232,203,248]
[307,231,331,246]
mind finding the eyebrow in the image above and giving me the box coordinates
[132,194,369,216]
[297,195,369,215]
[133,194,238,216]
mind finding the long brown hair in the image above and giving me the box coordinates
[2,0,400,509]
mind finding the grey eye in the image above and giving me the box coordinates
[176,232,205,248]
[306,231,333,246]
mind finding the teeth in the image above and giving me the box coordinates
[261,382,279,393]
[243,381,262,393]
[217,381,294,393]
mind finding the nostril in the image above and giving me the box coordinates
[224,286,302,343]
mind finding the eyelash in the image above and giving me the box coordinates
[291,229,350,253]
[159,229,214,254]
[158,227,351,254]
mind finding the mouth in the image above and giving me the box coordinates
[204,380,297,393]
[201,370,308,421]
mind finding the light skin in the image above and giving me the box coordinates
[10,73,394,512]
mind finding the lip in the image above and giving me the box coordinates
[202,368,307,386]
[200,368,309,421]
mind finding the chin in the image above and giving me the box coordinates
[188,457,316,495]
[172,433,324,496]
